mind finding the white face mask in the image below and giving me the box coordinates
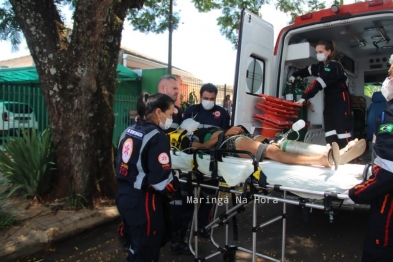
[159,114,173,130]
[201,100,215,110]
[317,53,326,62]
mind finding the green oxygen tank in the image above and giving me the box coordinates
[280,140,327,156]
[284,80,295,102]
[294,77,304,101]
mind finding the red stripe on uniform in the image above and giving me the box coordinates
[304,80,317,94]
[354,176,378,194]
[381,194,389,214]
[166,183,176,192]
[145,192,151,236]
[384,200,393,246]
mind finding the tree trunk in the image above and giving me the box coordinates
[9,0,145,205]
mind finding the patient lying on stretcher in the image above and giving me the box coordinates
[173,125,366,169]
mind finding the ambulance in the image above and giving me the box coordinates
[232,0,393,141]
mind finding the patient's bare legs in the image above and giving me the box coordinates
[235,138,338,168]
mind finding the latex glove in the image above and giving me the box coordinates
[288,76,295,82]
[295,98,305,104]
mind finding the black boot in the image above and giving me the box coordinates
[170,230,191,254]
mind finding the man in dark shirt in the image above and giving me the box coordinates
[183,83,231,239]
[183,83,230,129]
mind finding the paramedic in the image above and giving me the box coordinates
[117,75,183,143]
[158,75,190,253]
[117,76,188,254]
[182,83,230,238]
[183,83,230,129]
[158,75,183,132]
[348,58,393,262]
[290,39,352,148]
[116,92,179,262]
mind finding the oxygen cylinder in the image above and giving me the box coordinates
[280,140,327,156]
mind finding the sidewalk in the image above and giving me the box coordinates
[0,197,119,261]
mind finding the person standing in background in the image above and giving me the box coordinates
[223,94,232,118]
[290,39,352,149]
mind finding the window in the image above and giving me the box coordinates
[246,56,265,95]
[4,103,33,114]
[364,83,382,98]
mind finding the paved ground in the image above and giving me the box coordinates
[10,191,370,262]
[1,149,372,262]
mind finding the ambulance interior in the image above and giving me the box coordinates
[277,12,392,142]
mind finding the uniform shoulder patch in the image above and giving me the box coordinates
[158,152,170,164]
[122,138,133,163]
[378,124,393,134]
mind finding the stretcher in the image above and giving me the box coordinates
[171,148,368,262]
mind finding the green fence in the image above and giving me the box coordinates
[113,94,138,145]
[0,84,138,146]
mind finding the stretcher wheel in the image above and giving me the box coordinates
[223,245,237,262]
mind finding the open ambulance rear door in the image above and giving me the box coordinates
[232,9,275,133]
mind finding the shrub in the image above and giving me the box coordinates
[0,210,16,230]
[180,91,198,112]
[0,126,56,201]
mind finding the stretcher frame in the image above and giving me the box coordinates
[176,147,352,262]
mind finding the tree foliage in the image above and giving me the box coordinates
[0,1,21,51]
[125,0,327,47]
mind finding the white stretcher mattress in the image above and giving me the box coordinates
[171,151,365,200]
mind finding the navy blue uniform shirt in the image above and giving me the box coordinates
[183,104,230,129]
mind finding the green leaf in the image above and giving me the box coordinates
[0,126,56,200]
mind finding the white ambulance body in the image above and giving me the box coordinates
[232,0,393,138]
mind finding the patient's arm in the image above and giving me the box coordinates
[190,133,220,149]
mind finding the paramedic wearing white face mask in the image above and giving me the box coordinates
[183,83,230,129]
[182,83,230,238]
[116,92,179,262]
[349,56,393,262]
[158,75,183,133]
[289,39,352,149]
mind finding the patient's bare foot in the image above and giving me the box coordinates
[339,139,366,165]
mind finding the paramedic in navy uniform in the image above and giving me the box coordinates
[115,92,179,262]
[158,75,183,132]
[157,75,190,253]
[182,83,230,238]
[349,59,393,262]
[290,39,352,148]
[183,83,230,129]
